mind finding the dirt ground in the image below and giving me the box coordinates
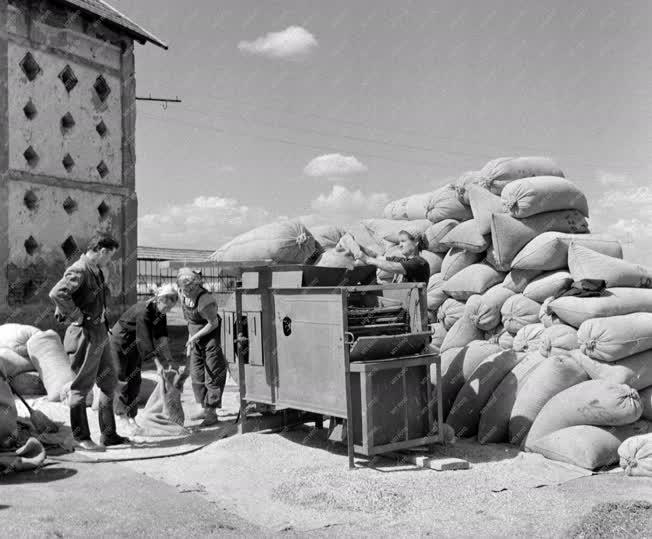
[6,314,652,537]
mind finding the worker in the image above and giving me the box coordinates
[176,268,227,427]
[110,283,182,432]
[49,232,129,451]
[355,229,430,283]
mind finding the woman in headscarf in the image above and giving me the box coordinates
[176,268,227,426]
[356,229,430,283]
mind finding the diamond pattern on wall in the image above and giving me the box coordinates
[93,75,111,102]
[23,190,38,210]
[24,236,39,256]
[61,236,80,260]
[23,146,39,167]
[62,153,75,172]
[61,112,75,131]
[58,65,78,93]
[23,100,37,120]
[63,196,78,214]
[19,52,41,81]
[97,160,109,178]
[96,120,108,138]
[97,200,110,219]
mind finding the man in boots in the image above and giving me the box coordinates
[50,232,129,451]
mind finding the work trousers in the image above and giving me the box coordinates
[63,323,118,409]
[112,340,142,418]
[188,327,227,409]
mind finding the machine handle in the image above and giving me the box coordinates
[343,332,355,345]
[252,316,257,336]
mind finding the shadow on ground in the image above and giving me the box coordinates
[0,466,78,485]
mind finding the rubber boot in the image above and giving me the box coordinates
[70,404,104,452]
[98,400,130,447]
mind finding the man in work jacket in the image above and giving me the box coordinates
[176,268,227,427]
[49,232,129,451]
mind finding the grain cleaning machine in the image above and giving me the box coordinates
[163,261,444,467]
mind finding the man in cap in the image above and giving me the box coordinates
[110,283,185,432]
[176,268,227,426]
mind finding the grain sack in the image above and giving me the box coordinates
[525,381,642,446]
[499,331,515,350]
[440,248,484,280]
[501,294,541,335]
[9,371,46,397]
[440,315,484,354]
[427,273,448,311]
[425,220,459,253]
[438,298,466,330]
[384,192,436,220]
[484,245,511,272]
[503,269,544,293]
[440,219,490,253]
[443,264,506,301]
[568,243,652,289]
[523,271,573,303]
[455,171,483,205]
[529,422,651,470]
[0,324,42,358]
[420,250,445,276]
[211,221,316,263]
[511,233,623,271]
[0,346,34,377]
[641,387,652,421]
[578,313,652,363]
[501,176,588,218]
[0,364,18,448]
[26,330,75,402]
[546,288,652,328]
[363,218,431,244]
[619,433,652,477]
[465,285,516,331]
[512,323,546,352]
[479,156,565,195]
[539,297,562,328]
[314,249,355,269]
[538,324,578,357]
[491,211,589,269]
[478,352,546,444]
[467,185,504,235]
[509,355,589,445]
[310,225,345,249]
[572,349,652,391]
[340,226,386,257]
[430,324,447,355]
[426,185,474,223]
[446,350,524,437]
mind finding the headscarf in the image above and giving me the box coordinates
[155,283,179,302]
[176,267,203,289]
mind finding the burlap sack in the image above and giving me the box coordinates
[425,220,460,253]
[440,219,490,253]
[568,243,652,289]
[501,176,588,218]
[577,313,652,362]
[479,156,565,195]
[440,248,484,280]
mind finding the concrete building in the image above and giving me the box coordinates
[0,0,165,326]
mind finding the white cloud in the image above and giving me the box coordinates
[311,185,389,222]
[597,170,633,187]
[238,26,317,60]
[138,196,271,250]
[303,153,368,178]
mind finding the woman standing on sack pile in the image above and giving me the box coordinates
[110,284,184,433]
[176,268,227,426]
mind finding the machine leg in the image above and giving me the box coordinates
[436,359,444,444]
[346,419,355,469]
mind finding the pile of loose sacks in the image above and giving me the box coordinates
[206,155,652,474]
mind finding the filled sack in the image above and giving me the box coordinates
[443,263,506,301]
[478,352,546,444]
[211,221,317,263]
[498,331,515,350]
[509,355,589,445]
[440,248,484,280]
[363,218,431,244]
[340,226,386,257]
[539,297,562,328]
[427,273,448,311]
[529,421,651,470]
[568,243,652,289]
[501,294,541,335]
[501,176,588,218]
[467,185,504,235]
[490,211,589,269]
[426,185,474,223]
[523,271,573,303]
[479,156,565,195]
[572,349,652,391]
[420,250,445,276]
[538,324,578,357]
[641,386,652,421]
[26,330,75,402]
[430,324,447,355]
[310,225,345,249]
[455,171,483,205]
[512,323,546,352]
[0,324,42,358]
[465,285,516,331]
[525,380,642,446]
[0,364,18,447]
[545,288,652,328]
[425,220,459,253]
[314,249,355,269]
[8,371,46,397]
[503,269,544,293]
[578,313,652,362]
[0,346,34,378]
[440,219,490,253]
[438,298,467,331]
[619,433,652,477]
[440,315,484,354]
[446,350,523,437]
[511,233,623,271]
[384,192,435,221]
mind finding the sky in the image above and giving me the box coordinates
[111,0,652,263]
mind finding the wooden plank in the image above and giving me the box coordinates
[436,357,445,445]
[342,290,356,469]
[348,354,437,372]
[0,0,9,308]
[235,289,247,434]
[355,435,441,456]
[8,169,130,196]
[397,454,470,471]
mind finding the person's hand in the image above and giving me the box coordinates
[356,253,370,264]
[54,308,66,324]
[185,339,193,357]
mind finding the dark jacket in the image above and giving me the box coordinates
[111,299,168,361]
